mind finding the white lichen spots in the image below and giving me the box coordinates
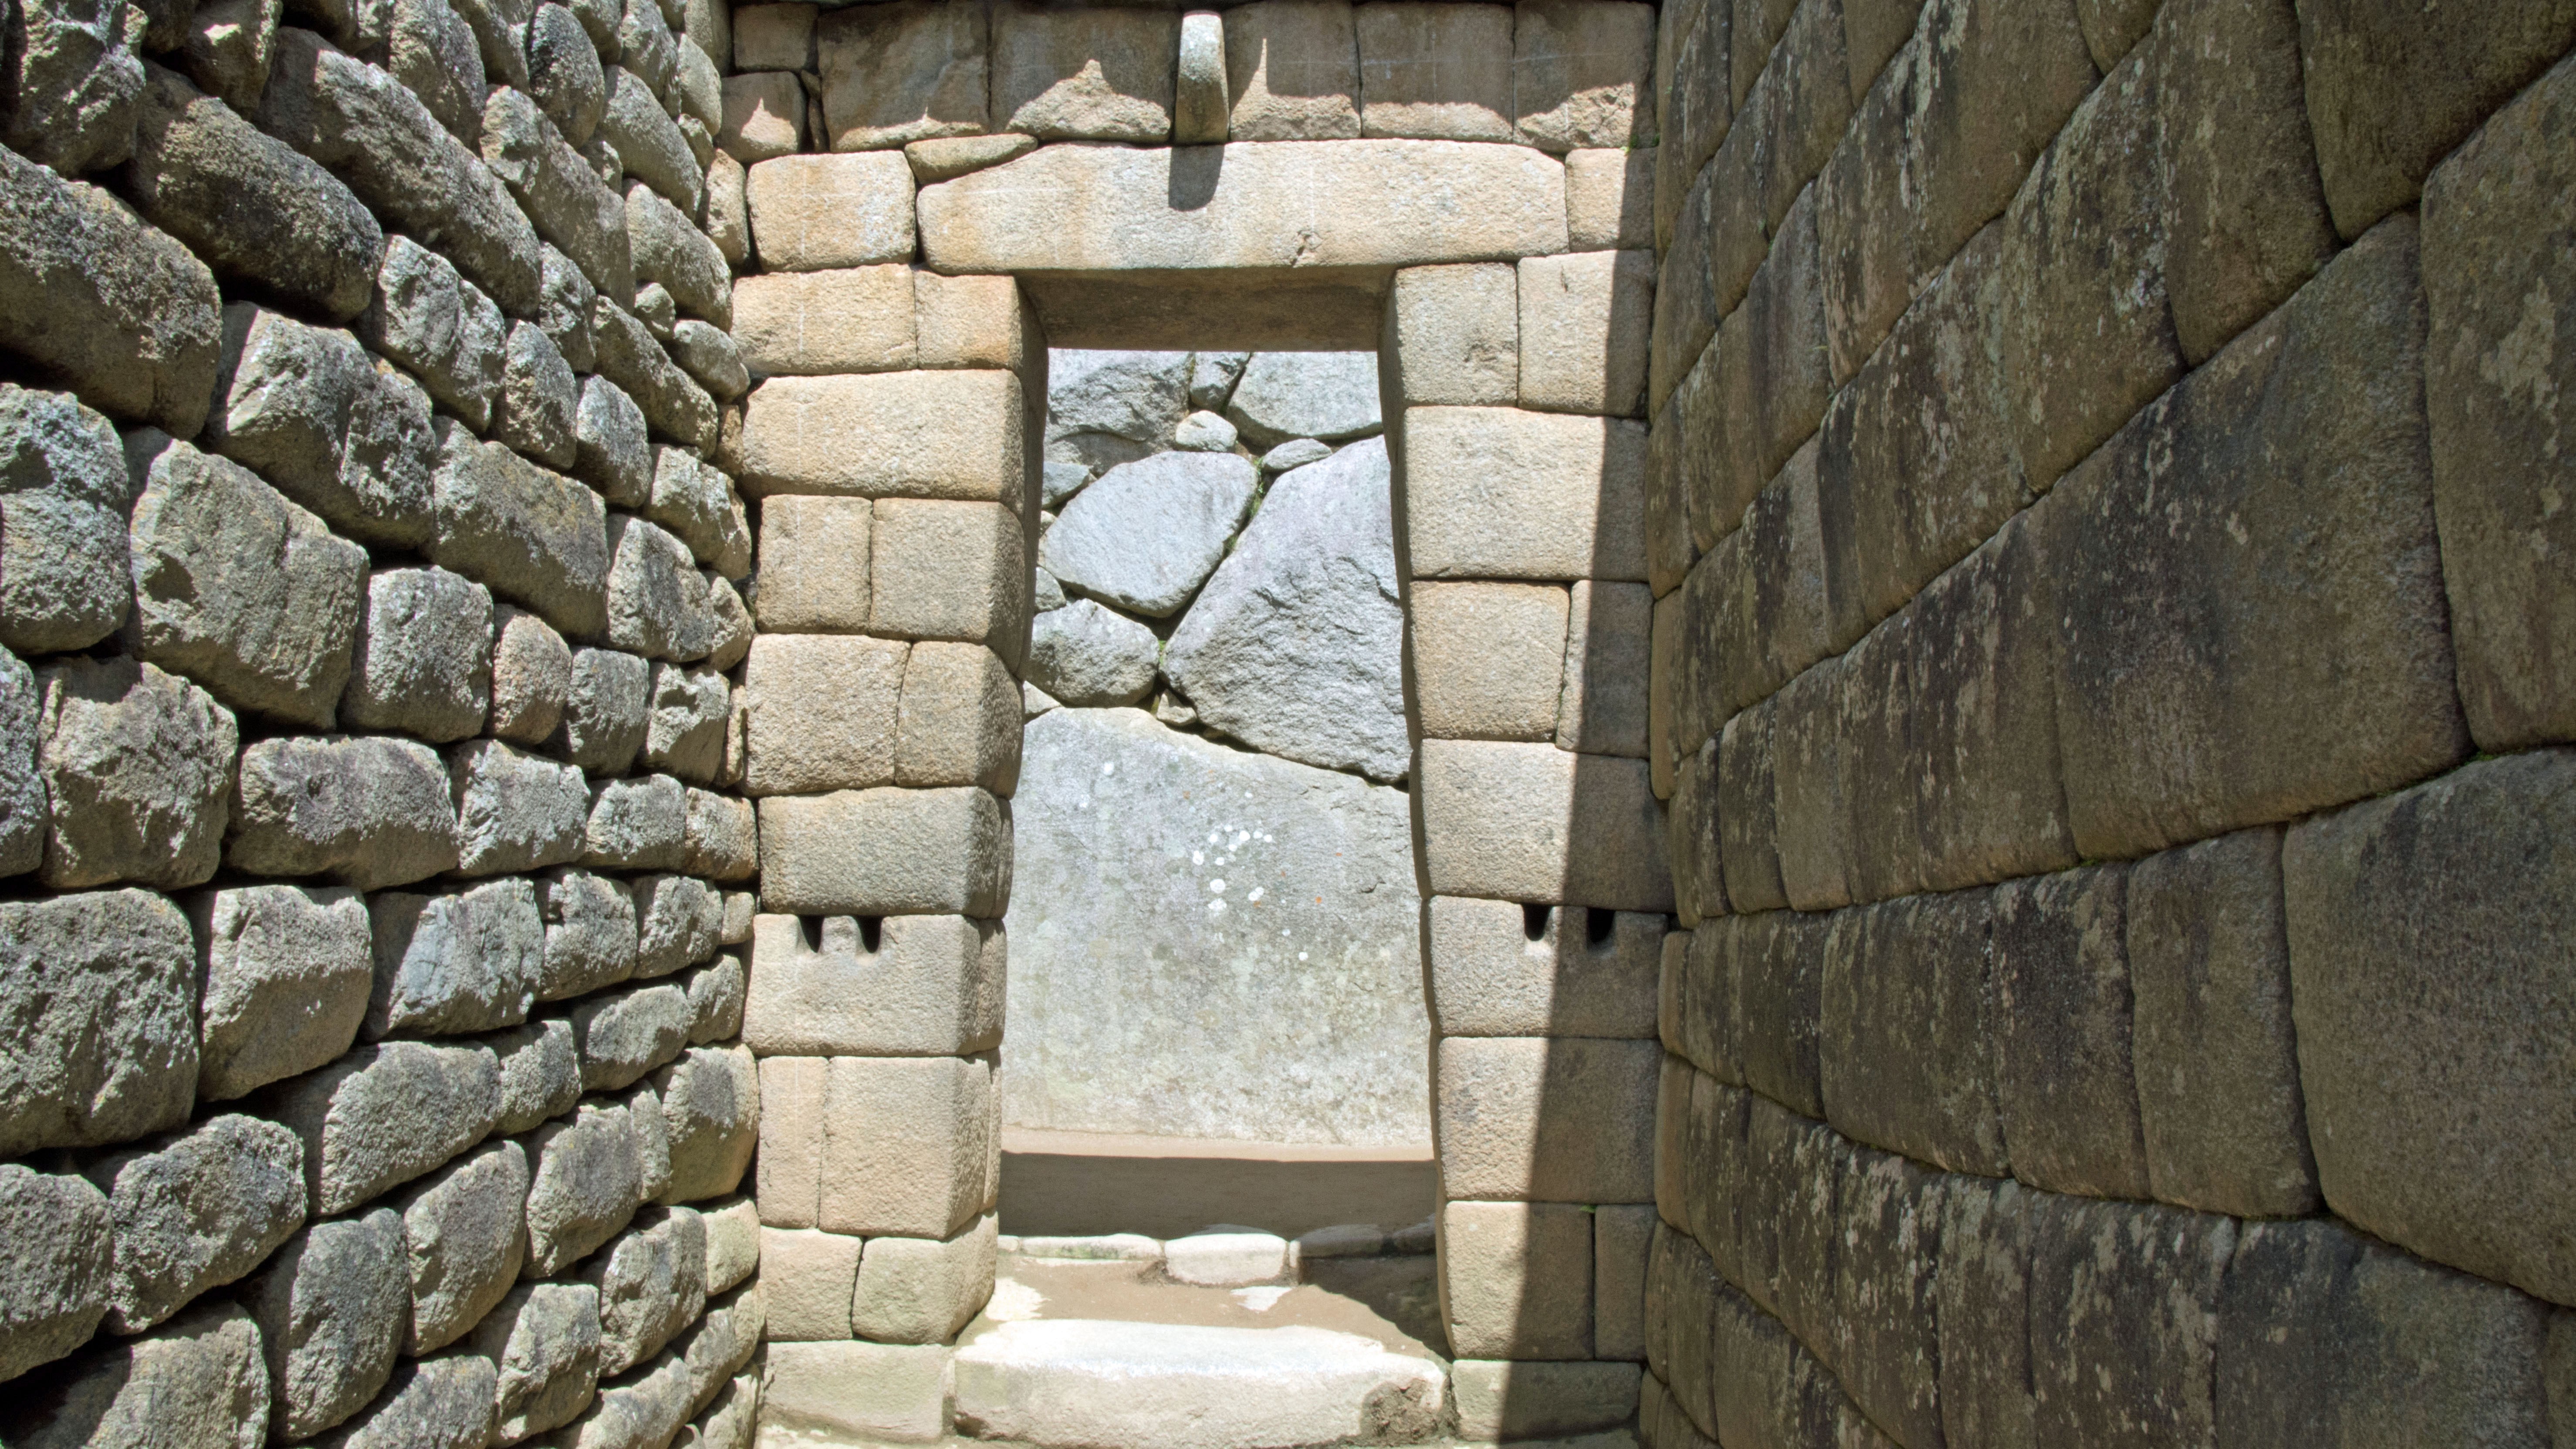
[1209,878,1226,893]
[1248,886,1264,903]
[1208,899,1227,914]
[1101,761,1116,776]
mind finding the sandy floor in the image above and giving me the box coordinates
[963,1252,1450,1362]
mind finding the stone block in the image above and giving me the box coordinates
[1416,739,1673,911]
[685,789,759,882]
[1427,895,1660,1038]
[1714,700,1785,915]
[573,375,649,508]
[1453,1359,1639,1439]
[0,1162,112,1385]
[761,1226,859,1340]
[472,1280,602,1441]
[1647,163,1719,415]
[2026,1196,2231,1448]
[816,0,987,150]
[2421,56,2576,751]
[556,646,650,774]
[428,422,610,642]
[202,305,438,550]
[343,567,493,743]
[644,664,730,785]
[751,494,872,633]
[656,1044,758,1202]
[0,143,222,438]
[308,1350,497,1449]
[582,1207,706,1375]
[1437,1036,1658,1202]
[1043,449,1260,615]
[605,513,725,662]
[1567,145,1654,250]
[745,913,1004,1057]
[0,0,139,170]
[1354,2,1511,141]
[0,384,132,657]
[762,1341,950,1443]
[632,873,718,980]
[915,270,1029,372]
[526,5,604,143]
[742,632,905,795]
[2283,749,2576,1306]
[1409,581,1569,742]
[1993,865,2148,1200]
[896,642,1022,793]
[1513,0,1655,151]
[1404,407,1648,581]
[1832,1147,1946,1448]
[819,1054,994,1240]
[365,877,544,1038]
[0,1300,268,1448]
[692,1372,762,1449]
[733,265,915,377]
[1768,658,1852,913]
[269,1038,500,1215]
[0,888,198,1157]
[1818,889,2006,1175]
[1656,324,1724,561]
[1671,920,1729,1084]
[585,773,690,871]
[1442,1199,1593,1360]
[707,151,750,268]
[570,982,691,1092]
[396,1138,528,1354]
[703,1197,759,1295]
[1708,187,1829,532]
[871,499,1030,665]
[1225,0,1359,140]
[125,437,366,730]
[553,1348,693,1449]
[1388,263,1518,406]
[189,885,369,1103]
[480,87,633,310]
[592,297,720,449]
[1934,1172,2038,1447]
[1518,249,1655,418]
[2037,218,2465,859]
[627,184,730,330]
[490,1017,581,1133]
[761,1058,829,1221]
[448,739,588,879]
[1688,439,1831,727]
[747,152,916,271]
[228,733,460,890]
[83,1113,305,1336]
[992,0,1174,141]
[676,1286,763,1417]
[1594,1202,1654,1362]
[718,70,804,161]
[853,1213,997,1344]
[1558,578,1651,757]
[543,245,599,375]
[359,236,506,431]
[244,1207,409,1441]
[683,952,747,1044]
[917,139,1571,274]
[1725,909,1829,1121]
[734,4,813,70]
[740,371,1024,503]
[600,65,703,216]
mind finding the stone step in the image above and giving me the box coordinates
[950,1318,1447,1449]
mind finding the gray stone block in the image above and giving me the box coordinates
[632,872,719,979]
[814,0,986,150]
[759,1223,856,1339]
[556,645,652,774]
[0,0,142,172]
[541,242,599,373]
[895,642,1021,794]
[1994,865,2149,1200]
[85,1113,305,1335]
[0,384,133,655]
[591,293,720,450]
[0,654,42,883]
[1427,895,1661,1039]
[527,3,605,142]
[2027,1195,2232,1449]
[359,236,507,430]
[37,657,234,891]
[1936,1172,2039,1449]
[490,1016,581,1133]
[647,448,750,579]
[1714,699,1785,915]
[491,604,574,745]
[450,738,589,875]
[683,788,757,882]
[992,0,1173,140]
[585,772,690,871]
[525,1101,645,1277]
[656,1044,757,1203]
[571,980,692,1091]
[540,867,639,1002]
[606,513,722,662]
[244,1207,409,1441]
[623,1078,674,1210]
[480,85,634,309]
[700,1196,757,1296]
[1024,598,1156,709]
[125,436,366,730]
[344,567,494,743]
[429,420,611,642]
[1594,1202,1654,1363]
[497,320,581,469]
[757,785,1011,917]
[628,182,730,328]
[554,1347,693,1449]
[0,1163,112,1384]
[362,0,488,145]
[268,1038,500,1215]
[1557,578,1653,758]
[1437,1035,1659,1203]
[601,63,703,213]
[1725,908,1827,1122]
[1833,1146,1945,1449]
[1818,888,2006,1176]
[470,1280,602,1441]
[309,1350,497,1449]
[0,888,199,1157]
[744,912,1003,1057]
[366,877,544,1038]
[228,733,461,890]
[205,306,437,551]
[397,1138,529,1353]
[0,143,221,438]
[742,632,904,794]
[582,1206,705,1376]
[570,366,649,510]
[0,1300,268,1448]
[1041,449,1257,618]
[677,1282,761,1415]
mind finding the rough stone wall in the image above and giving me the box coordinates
[0,0,772,1441]
[1642,0,2576,1444]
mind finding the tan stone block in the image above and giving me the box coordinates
[1355,2,1514,142]
[752,495,872,634]
[744,913,1005,1057]
[916,139,1569,274]
[1426,894,1662,1038]
[754,1056,825,1227]
[1518,250,1654,417]
[1437,1036,1658,1201]
[731,267,916,378]
[740,372,1025,504]
[1512,0,1655,152]
[747,153,917,273]
[732,4,815,71]
[1650,587,1679,798]
[718,72,805,164]
[757,787,1012,917]
[817,0,990,152]
[1441,1200,1592,1359]
[1593,1202,1653,1361]
[872,500,1029,667]
[1453,1358,1641,1439]
[1417,738,1672,910]
[1566,146,1654,250]
[851,1213,997,1345]
[761,1340,951,1442]
[1389,263,1518,406]
[905,133,1041,185]
[820,1055,993,1239]
[1405,406,1647,581]
[1558,578,1651,757]
[896,642,1022,793]
[743,634,906,796]
[1226,0,1362,140]
[1410,581,1569,741]
[914,271,1028,373]
[991,1,1176,142]
[758,1226,857,1340]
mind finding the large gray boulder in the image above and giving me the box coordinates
[429,420,609,642]
[449,738,588,876]
[243,1208,409,1442]
[1004,707,1428,1146]
[0,1164,112,1384]
[1224,351,1382,449]
[1045,349,1192,472]
[0,383,134,656]
[1040,451,1258,617]
[228,733,461,890]
[206,307,436,550]
[83,1114,307,1335]
[364,878,545,1039]
[396,1139,530,1354]
[1164,437,1406,782]
[0,890,198,1158]
[267,1040,501,1215]
[343,567,494,742]
[193,885,373,1101]
[37,658,236,891]
[1024,598,1159,708]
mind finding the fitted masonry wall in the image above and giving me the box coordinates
[1640,0,2576,1444]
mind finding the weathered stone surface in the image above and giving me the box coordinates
[599,64,702,215]
[1224,0,1357,141]
[1438,1035,1657,1201]
[228,733,460,889]
[991,0,1173,141]
[585,772,689,871]
[1355,1,1511,141]
[1006,706,1423,1144]
[429,421,611,642]
[490,1017,581,1133]
[574,375,651,510]
[592,295,720,450]
[1163,437,1405,779]
[848,1213,991,1344]
[869,498,1028,666]
[343,567,493,742]
[1171,410,1237,452]
[365,878,543,1038]
[629,183,731,331]
[1417,739,1672,910]
[554,645,650,773]
[1389,262,1518,406]
[0,0,142,172]
[187,885,368,1106]
[740,370,1023,502]
[1513,0,1653,151]
[1993,865,2148,1200]
[526,3,605,143]
[0,385,129,657]
[1443,1199,1592,1359]
[759,1223,858,1339]
[1224,351,1381,449]
[582,1207,705,1375]
[36,659,231,891]
[920,138,1569,271]
[1,1300,269,1448]
[741,632,902,794]
[1047,348,1191,471]
[1557,578,1650,758]
[816,0,987,150]
[906,130,1038,184]
[1519,250,1654,417]
[359,237,506,431]
[684,789,757,882]
[396,1139,528,1354]
[767,1054,991,1239]
[656,1045,757,1202]
[309,1351,496,1449]
[243,1207,409,1441]
[362,0,487,145]
[267,1039,500,1215]
[758,785,1011,916]
[763,1341,947,1443]
[1815,890,2004,1175]
[496,321,580,469]
[471,1281,602,1441]
[553,1348,692,1449]
[1041,450,1257,618]
[1453,1359,1640,1441]
[1409,580,1568,742]
[632,872,719,978]
[125,437,366,729]
[1567,145,1654,250]
[572,982,690,1094]
[0,1162,112,1385]
[536,868,636,1003]
[896,641,1021,792]
[450,737,588,875]
[2025,1196,2232,1448]
[733,5,813,71]
[732,265,911,377]
[541,244,598,373]
[525,1101,645,1276]
[700,1198,758,1295]
[745,912,1001,1057]
[643,663,728,784]
[750,493,869,633]
[209,304,437,550]
[605,513,722,662]
[78,1113,301,1339]
[0,144,221,438]
[1405,406,1647,581]
[2284,749,2576,1306]
[1428,895,1660,1039]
